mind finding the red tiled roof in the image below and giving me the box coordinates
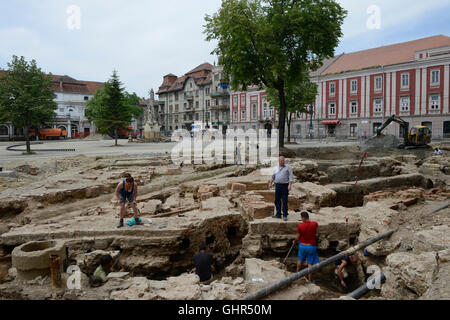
[82,81,104,95]
[158,63,214,94]
[186,63,213,75]
[322,35,450,75]
[51,74,104,95]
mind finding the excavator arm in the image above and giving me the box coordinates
[376,115,410,145]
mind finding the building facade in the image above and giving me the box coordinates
[230,35,450,141]
[0,75,104,140]
[157,63,232,134]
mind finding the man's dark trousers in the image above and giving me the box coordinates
[275,183,289,218]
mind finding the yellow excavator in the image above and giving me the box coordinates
[376,115,432,149]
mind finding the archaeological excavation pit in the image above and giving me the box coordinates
[0,146,449,300]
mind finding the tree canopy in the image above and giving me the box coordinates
[204,0,347,147]
[0,56,57,153]
[85,70,142,146]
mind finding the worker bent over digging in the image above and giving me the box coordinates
[115,174,141,228]
[293,211,319,282]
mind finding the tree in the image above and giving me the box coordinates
[266,69,318,142]
[85,70,142,146]
[0,56,57,153]
[204,0,346,148]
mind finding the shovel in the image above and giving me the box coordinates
[283,242,296,265]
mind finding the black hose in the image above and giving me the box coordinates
[242,230,396,300]
[348,273,386,299]
[432,204,450,214]
[6,142,75,152]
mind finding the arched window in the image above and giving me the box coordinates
[0,125,8,136]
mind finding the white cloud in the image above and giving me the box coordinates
[0,0,448,97]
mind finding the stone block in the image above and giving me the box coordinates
[249,202,275,220]
[231,183,247,193]
[165,167,182,175]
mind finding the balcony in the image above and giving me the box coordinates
[210,105,230,111]
[210,90,230,98]
[184,92,194,100]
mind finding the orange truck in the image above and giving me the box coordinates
[29,128,68,140]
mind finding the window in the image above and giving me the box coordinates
[184,103,187,109]
[205,88,210,96]
[169,106,173,113]
[296,124,301,134]
[400,96,410,112]
[233,111,238,121]
[374,98,383,113]
[233,96,238,106]
[196,90,199,97]
[53,94,58,99]
[350,101,358,114]
[329,82,336,96]
[373,123,382,135]
[444,121,450,139]
[430,95,440,111]
[431,70,440,86]
[190,83,193,88]
[175,105,179,112]
[263,103,268,118]
[351,80,358,94]
[241,95,245,106]
[401,73,410,89]
[241,109,246,120]
[375,77,382,92]
[252,103,257,120]
[214,74,219,81]
[0,125,8,136]
[195,113,199,121]
[196,101,199,108]
[350,124,358,137]
[269,107,274,118]
[329,102,336,115]
[59,108,65,113]
[189,114,193,121]
[174,92,179,101]
[84,96,89,101]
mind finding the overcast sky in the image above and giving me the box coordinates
[1,0,449,98]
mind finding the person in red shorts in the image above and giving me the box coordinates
[293,211,319,282]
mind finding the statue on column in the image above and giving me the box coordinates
[143,88,162,141]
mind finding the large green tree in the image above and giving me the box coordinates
[204,0,346,147]
[85,70,142,146]
[266,69,318,142]
[0,56,57,153]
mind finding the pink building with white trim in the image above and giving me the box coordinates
[231,35,450,140]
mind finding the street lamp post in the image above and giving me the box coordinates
[309,105,314,139]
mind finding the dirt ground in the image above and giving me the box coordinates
[0,139,449,300]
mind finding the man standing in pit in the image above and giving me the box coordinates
[269,156,294,222]
[293,211,320,282]
[115,174,141,228]
[191,243,216,284]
